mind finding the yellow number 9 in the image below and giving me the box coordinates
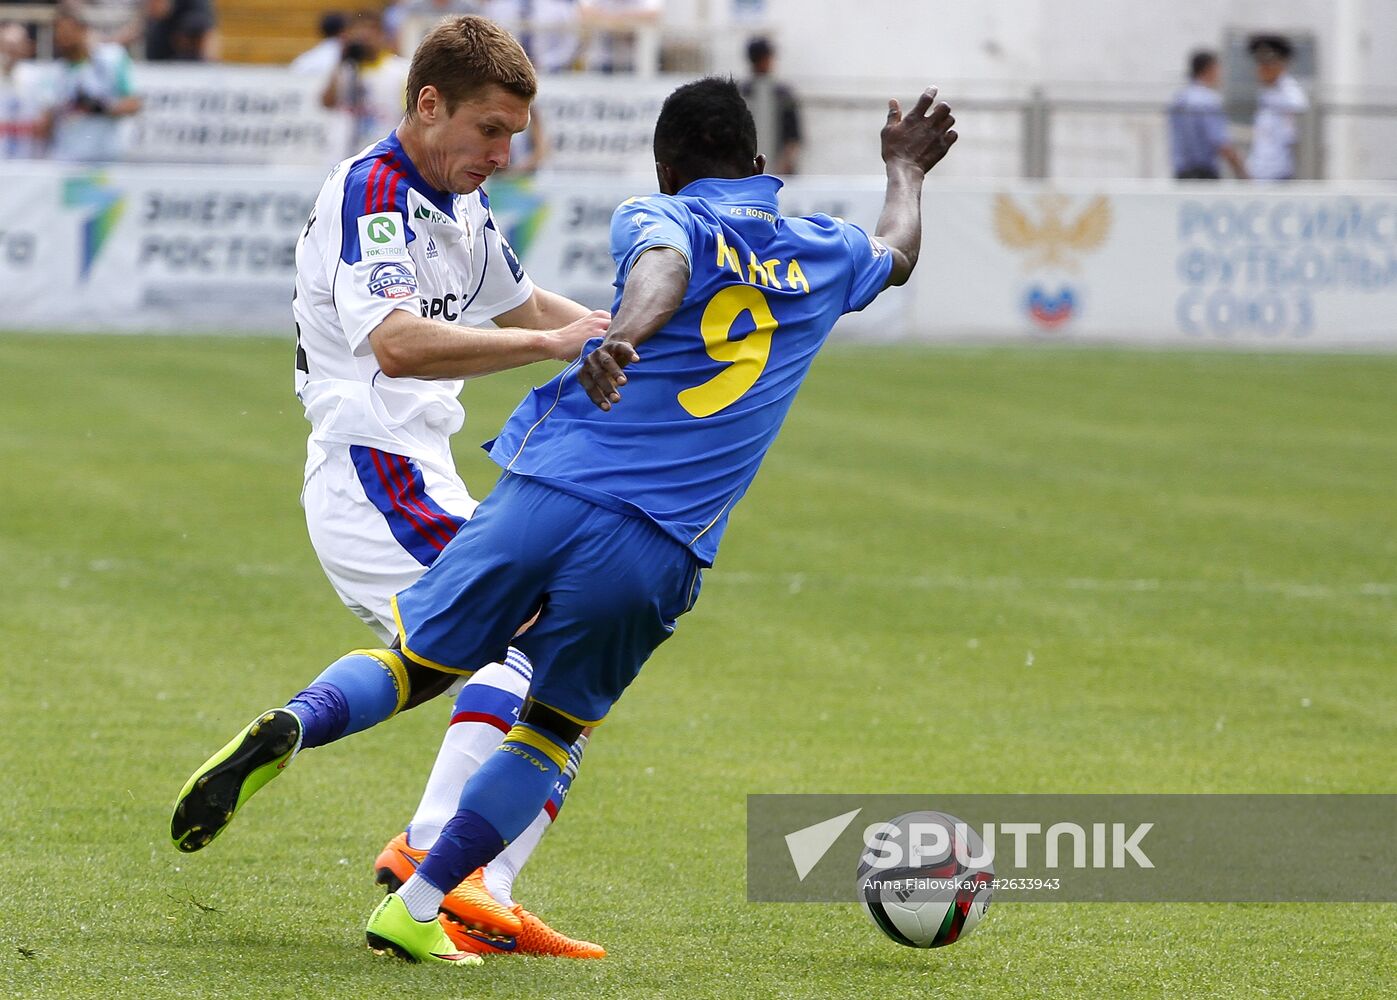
[677,285,778,418]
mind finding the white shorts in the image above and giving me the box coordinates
[302,442,478,643]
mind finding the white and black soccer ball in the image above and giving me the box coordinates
[856,810,993,948]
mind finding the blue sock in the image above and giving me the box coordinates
[285,649,406,749]
[416,722,570,892]
[416,809,507,894]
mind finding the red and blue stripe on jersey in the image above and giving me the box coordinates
[362,155,406,214]
[349,445,466,566]
[338,130,456,265]
[340,138,412,264]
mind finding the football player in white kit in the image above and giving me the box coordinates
[292,16,607,957]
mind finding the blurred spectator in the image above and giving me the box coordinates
[144,0,218,61]
[43,6,141,162]
[386,0,478,53]
[322,9,408,152]
[1,21,41,158]
[484,0,580,74]
[1246,34,1308,181]
[579,0,659,73]
[1168,50,1245,179]
[740,36,801,174]
[291,12,346,76]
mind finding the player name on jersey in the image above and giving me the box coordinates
[715,230,811,293]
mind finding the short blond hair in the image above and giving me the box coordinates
[405,16,537,118]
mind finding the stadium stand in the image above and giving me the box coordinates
[220,0,339,64]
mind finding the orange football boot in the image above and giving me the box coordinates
[372,832,521,939]
[442,903,607,959]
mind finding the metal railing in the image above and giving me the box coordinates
[798,87,1397,182]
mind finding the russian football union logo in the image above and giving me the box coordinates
[994,193,1111,332]
[1024,285,1078,328]
[367,261,417,299]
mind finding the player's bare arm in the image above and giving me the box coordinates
[578,247,690,410]
[875,87,958,287]
[108,95,142,117]
[493,286,598,329]
[369,307,609,380]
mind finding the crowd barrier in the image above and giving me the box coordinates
[1,161,1394,349]
[11,63,672,172]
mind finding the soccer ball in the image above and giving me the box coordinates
[856,810,994,948]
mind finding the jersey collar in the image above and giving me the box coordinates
[677,174,783,210]
[384,129,457,215]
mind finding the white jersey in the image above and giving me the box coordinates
[293,129,535,483]
[1247,74,1308,181]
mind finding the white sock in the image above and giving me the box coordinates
[404,654,532,851]
[397,873,446,922]
[484,810,550,907]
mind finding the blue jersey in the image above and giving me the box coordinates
[487,175,893,566]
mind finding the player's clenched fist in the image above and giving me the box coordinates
[548,310,612,361]
[579,340,640,411]
[882,87,958,175]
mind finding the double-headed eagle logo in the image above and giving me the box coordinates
[994,193,1112,270]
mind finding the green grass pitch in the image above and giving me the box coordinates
[0,333,1393,999]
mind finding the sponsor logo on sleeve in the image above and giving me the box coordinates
[367,261,418,299]
[357,212,408,260]
[869,237,889,259]
[633,211,663,240]
[499,233,526,283]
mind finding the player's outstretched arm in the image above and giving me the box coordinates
[875,87,958,287]
[369,308,610,380]
[578,246,690,411]
[493,286,598,330]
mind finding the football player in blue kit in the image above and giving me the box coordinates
[170,75,956,965]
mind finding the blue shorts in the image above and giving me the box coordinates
[391,472,703,726]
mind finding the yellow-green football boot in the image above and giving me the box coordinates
[171,709,301,853]
[365,893,484,965]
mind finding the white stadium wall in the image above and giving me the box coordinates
[3,160,1394,349]
[722,0,1389,94]
[709,0,1397,181]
